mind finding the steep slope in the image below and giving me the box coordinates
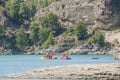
[35,0,120,28]
[0,0,120,54]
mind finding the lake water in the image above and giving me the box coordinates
[0,54,120,79]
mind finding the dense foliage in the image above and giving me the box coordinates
[5,0,58,25]
[42,32,55,48]
[87,30,105,47]
[0,0,108,53]
[16,27,30,50]
[38,28,51,46]
[41,12,60,35]
[29,22,39,45]
[5,0,36,25]
[0,25,4,44]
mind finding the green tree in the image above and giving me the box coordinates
[29,22,39,45]
[0,25,4,38]
[5,0,36,25]
[38,28,51,46]
[19,2,30,23]
[87,37,94,45]
[5,0,20,24]
[93,31,105,46]
[75,20,87,40]
[38,0,55,8]
[0,25,4,44]
[41,12,60,35]
[3,41,12,49]
[16,27,29,50]
[42,32,54,48]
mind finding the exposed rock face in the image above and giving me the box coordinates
[35,0,120,28]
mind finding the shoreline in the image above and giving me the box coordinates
[0,63,120,80]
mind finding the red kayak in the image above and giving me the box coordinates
[60,57,71,60]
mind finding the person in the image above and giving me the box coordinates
[46,51,52,59]
[62,51,68,58]
[46,50,56,59]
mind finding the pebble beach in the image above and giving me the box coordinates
[0,63,120,80]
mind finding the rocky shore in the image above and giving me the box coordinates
[1,63,120,80]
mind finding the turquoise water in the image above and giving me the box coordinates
[0,54,119,76]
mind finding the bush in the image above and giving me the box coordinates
[93,27,101,35]
[3,41,12,49]
[61,4,65,9]
[87,30,105,47]
[29,22,40,45]
[16,27,30,50]
[88,0,95,3]
[75,20,87,40]
[5,0,36,25]
[87,37,94,45]
[42,32,55,49]
[62,28,74,37]
[0,25,4,43]
[101,27,112,31]
[41,12,60,35]
[93,31,105,47]
[38,28,51,46]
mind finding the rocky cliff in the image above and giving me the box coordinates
[35,0,120,28]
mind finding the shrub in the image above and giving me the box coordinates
[29,22,40,45]
[75,20,87,40]
[62,28,74,37]
[87,37,94,45]
[88,0,95,3]
[38,28,51,46]
[93,31,105,47]
[42,32,55,49]
[41,12,60,35]
[61,4,65,9]
[16,27,30,50]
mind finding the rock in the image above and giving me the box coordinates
[0,48,13,55]
[48,45,70,53]
[114,53,120,60]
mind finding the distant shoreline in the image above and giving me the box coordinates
[0,63,120,80]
